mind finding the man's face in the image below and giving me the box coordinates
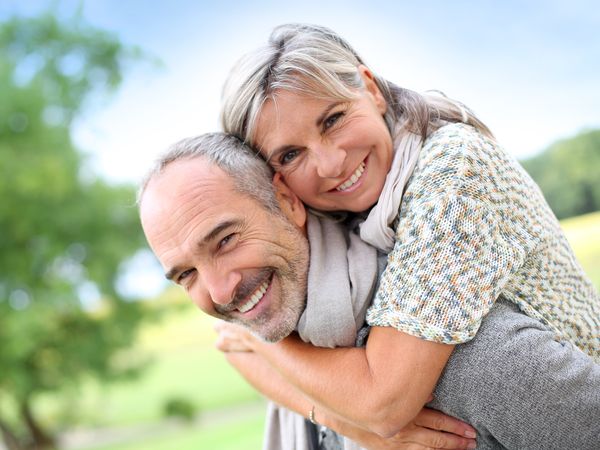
[140,157,309,342]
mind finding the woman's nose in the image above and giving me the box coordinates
[313,146,347,178]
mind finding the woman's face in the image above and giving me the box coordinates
[253,68,394,212]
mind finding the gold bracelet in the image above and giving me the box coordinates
[308,405,317,425]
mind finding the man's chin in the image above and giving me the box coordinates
[223,315,298,344]
[250,323,295,343]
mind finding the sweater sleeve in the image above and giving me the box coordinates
[366,192,527,343]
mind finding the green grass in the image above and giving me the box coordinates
[72,345,261,427]
[86,414,264,450]
[37,298,267,449]
[76,306,261,427]
[561,210,600,289]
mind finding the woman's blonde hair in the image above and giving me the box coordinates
[221,23,492,146]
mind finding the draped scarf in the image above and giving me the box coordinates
[263,214,378,450]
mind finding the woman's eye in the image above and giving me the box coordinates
[279,149,299,165]
[323,112,343,130]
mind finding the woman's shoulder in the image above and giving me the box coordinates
[422,122,493,157]
[405,122,510,203]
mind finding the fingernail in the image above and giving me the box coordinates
[465,430,476,438]
[467,442,477,449]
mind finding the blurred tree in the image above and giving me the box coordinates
[0,11,153,450]
[521,129,600,219]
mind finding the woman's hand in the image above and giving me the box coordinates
[356,407,476,450]
[214,320,259,352]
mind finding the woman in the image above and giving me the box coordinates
[217,23,600,447]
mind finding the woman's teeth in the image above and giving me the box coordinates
[237,279,269,313]
[336,162,365,191]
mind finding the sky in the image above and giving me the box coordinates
[2,0,599,186]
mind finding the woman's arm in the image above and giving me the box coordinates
[217,322,455,438]
[224,349,476,449]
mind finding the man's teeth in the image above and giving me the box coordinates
[237,279,269,313]
[336,162,365,191]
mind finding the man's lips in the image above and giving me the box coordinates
[237,277,270,313]
[215,270,273,315]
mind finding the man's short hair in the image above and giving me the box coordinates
[138,133,280,214]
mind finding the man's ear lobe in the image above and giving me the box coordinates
[272,173,306,228]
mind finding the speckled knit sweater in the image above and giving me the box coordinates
[365,123,600,361]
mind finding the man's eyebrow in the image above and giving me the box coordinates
[164,267,180,282]
[163,219,239,281]
[201,219,239,245]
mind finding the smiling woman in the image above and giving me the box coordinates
[255,69,393,213]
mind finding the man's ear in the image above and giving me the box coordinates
[272,173,306,229]
[358,64,387,114]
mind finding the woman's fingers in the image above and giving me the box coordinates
[414,408,477,440]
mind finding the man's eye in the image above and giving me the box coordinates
[323,112,343,130]
[177,268,195,283]
[218,233,235,250]
[279,149,300,165]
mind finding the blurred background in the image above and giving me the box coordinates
[0,1,598,449]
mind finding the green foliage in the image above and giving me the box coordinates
[162,397,196,422]
[521,129,600,219]
[0,10,152,449]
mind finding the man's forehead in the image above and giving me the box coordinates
[140,161,255,267]
[141,159,243,231]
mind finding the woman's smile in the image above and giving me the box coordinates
[333,158,367,193]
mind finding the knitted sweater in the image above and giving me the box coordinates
[365,123,600,361]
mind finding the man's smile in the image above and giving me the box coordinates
[237,276,271,313]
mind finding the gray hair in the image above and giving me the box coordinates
[221,23,492,145]
[138,133,280,213]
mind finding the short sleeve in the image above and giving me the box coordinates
[366,193,527,344]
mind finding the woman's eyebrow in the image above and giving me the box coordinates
[315,101,343,127]
[267,144,297,162]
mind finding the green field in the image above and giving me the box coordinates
[86,412,264,450]
[41,211,599,450]
[561,211,600,288]
[37,300,266,449]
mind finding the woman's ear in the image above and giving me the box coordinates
[358,64,387,114]
[272,173,307,229]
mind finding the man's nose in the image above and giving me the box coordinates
[202,267,242,306]
[313,145,347,178]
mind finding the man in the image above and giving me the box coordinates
[139,133,600,449]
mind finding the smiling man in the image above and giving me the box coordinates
[140,136,308,343]
[138,133,600,450]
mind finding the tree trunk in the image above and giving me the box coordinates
[20,398,55,450]
[0,418,23,450]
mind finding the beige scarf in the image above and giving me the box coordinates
[360,131,423,252]
[263,213,379,450]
